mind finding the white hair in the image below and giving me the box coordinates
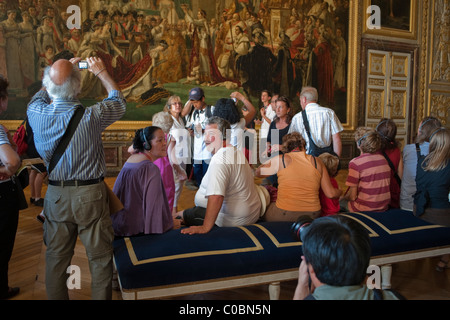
[300,86,318,102]
[42,65,82,100]
[152,111,174,134]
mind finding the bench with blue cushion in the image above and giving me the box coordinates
[113,209,450,300]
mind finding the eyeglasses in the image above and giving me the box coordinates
[171,102,182,106]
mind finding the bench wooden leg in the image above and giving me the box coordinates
[269,282,280,300]
[381,264,392,289]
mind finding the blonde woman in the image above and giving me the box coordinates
[414,127,450,272]
[164,96,190,213]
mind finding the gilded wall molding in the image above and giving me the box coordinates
[418,0,430,128]
[345,0,363,131]
[429,91,450,126]
[104,121,152,142]
[430,0,450,84]
[421,0,450,127]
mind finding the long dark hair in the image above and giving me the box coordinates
[376,118,399,150]
[213,98,241,125]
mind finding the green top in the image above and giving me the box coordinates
[309,285,402,300]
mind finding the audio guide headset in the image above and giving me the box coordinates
[141,128,152,151]
[357,132,371,147]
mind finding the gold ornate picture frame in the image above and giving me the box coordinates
[363,0,418,40]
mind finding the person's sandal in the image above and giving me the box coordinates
[436,259,449,272]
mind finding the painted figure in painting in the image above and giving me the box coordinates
[1,10,23,91]
[183,5,225,85]
[37,15,58,57]
[18,11,37,86]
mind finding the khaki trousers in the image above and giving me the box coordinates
[43,183,114,300]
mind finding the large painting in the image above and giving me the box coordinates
[0,0,351,125]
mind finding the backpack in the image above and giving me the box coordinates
[13,119,28,156]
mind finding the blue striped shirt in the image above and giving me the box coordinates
[27,89,126,181]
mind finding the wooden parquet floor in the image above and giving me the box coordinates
[7,172,450,300]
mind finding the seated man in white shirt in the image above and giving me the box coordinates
[178,116,261,235]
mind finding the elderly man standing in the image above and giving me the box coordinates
[27,57,126,300]
[289,86,343,157]
[179,116,261,235]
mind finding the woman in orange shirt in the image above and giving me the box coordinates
[255,132,342,221]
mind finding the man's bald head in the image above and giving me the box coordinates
[49,59,74,86]
[43,59,82,100]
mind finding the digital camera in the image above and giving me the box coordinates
[78,61,88,69]
[291,216,314,242]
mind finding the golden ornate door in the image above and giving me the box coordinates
[366,50,412,148]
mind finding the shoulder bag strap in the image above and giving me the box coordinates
[48,106,85,175]
[301,110,318,148]
[382,151,402,186]
[415,143,422,171]
[301,109,311,135]
[415,143,421,154]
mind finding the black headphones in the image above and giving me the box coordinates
[357,133,371,147]
[141,128,152,151]
[418,118,435,134]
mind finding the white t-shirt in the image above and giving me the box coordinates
[194,146,261,227]
[260,105,277,139]
[186,106,214,161]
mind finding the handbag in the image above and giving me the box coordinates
[301,110,335,157]
[16,164,29,189]
[11,166,29,210]
[12,119,28,156]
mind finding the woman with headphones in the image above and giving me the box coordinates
[111,126,174,236]
[340,127,391,213]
